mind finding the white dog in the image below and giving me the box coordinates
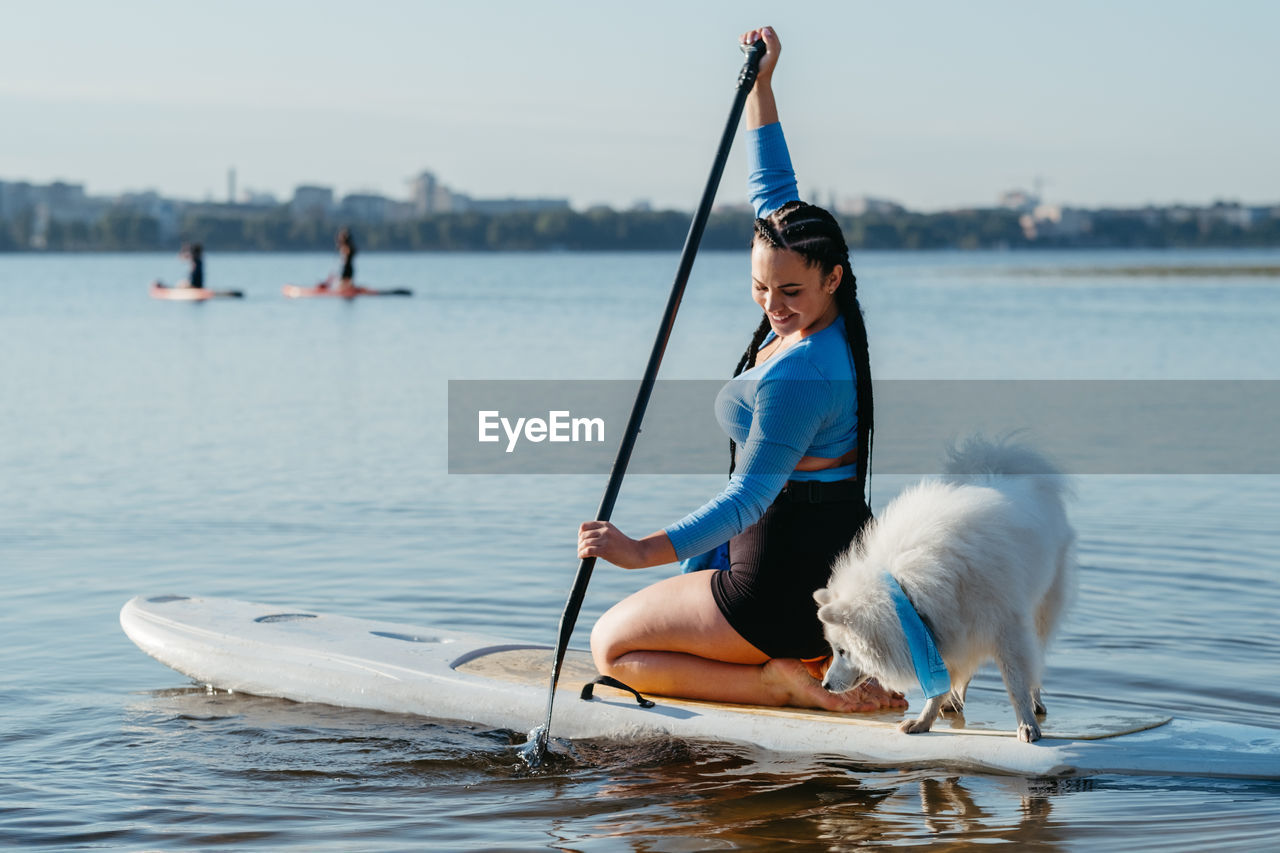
[815,436,1075,743]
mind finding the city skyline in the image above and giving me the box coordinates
[4,163,1274,220]
[3,1,1277,212]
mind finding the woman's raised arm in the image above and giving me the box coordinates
[742,26,781,130]
[742,26,798,216]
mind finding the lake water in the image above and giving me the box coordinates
[2,248,1278,850]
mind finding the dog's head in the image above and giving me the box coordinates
[814,586,873,694]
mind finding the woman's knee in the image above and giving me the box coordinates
[589,578,687,671]
[590,603,629,672]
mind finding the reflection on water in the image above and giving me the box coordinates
[56,688,1259,850]
[118,690,1070,850]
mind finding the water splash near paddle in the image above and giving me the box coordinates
[518,725,549,768]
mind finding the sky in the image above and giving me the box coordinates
[1,0,1276,212]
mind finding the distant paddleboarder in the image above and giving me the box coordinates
[151,242,204,291]
[316,228,357,294]
[150,242,242,299]
[336,228,356,294]
[181,243,204,288]
[283,229,409,297]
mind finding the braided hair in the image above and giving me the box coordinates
[730,201,874,504]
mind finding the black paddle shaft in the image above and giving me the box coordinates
[528,39,766,763]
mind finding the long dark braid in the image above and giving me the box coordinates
[728,315,770,474]
[729,201,874,505]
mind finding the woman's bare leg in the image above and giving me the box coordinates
[590,571,905,712]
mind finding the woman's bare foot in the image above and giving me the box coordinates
[762,658,907,712]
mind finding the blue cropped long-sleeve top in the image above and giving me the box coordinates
[662,122,859,561]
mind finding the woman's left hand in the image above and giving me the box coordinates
[578,521,648,569]
[740,26,781,86]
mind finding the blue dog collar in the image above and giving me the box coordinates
[885,574,951,698]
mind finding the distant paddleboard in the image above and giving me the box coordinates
[150,282,244,300]
[282,284,413,298]
[119,594,1280,779]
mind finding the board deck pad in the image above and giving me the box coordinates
[454,647,1172,741]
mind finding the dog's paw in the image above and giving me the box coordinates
[1017,721,1042,743]
[899,718,933,735]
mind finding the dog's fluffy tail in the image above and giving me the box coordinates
[943,434,1071,498]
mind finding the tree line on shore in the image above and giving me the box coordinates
[2,206,1278,252]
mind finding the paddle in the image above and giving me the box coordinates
[521,38,766,767]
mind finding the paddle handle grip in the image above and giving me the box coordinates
[738,39,766,88]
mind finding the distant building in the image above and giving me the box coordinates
[1020,204,1092,241]
[430,189,462,213]
[385,200,416,223]
[291,185,334,218]
[1,179,106,247]
[42,182,90,219]
[1199,201,1260,230]
[998,189,1041,214]
[0,180,31,218]
[340,192,391,224]
[409,171,456,215]
[0,180,101,223]
[116,191,180,239]
[409,171,472,214]
[179,194,282,224]
[239,189,279,206]
[410,168,571,216]
[409,171,435,215]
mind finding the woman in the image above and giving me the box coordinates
[180,243,204,289]
[335,228,357,294]
[579,27,905,713]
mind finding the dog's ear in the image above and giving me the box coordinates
[813,587,833,606]
[816,601,850,626]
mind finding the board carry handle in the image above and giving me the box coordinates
[580,675,656,708]
[521,38,766,768]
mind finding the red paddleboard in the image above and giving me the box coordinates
[150,283,244,301]
[282,284,413,298]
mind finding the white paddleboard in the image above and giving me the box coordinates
[120,594,1280,779]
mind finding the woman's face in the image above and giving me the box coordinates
[750,242,842,338]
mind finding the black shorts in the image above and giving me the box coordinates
[711,489,872,660]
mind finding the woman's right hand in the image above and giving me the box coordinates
[740,26,781,86]
[578,522,677,569]
[579,521,647,569]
